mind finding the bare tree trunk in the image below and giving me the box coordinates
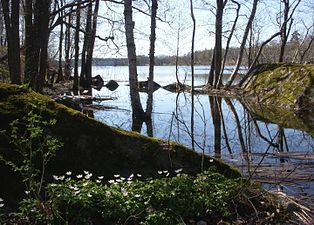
[208,0,226,88]
[227,0,258,87]
[190,0,196,150]
[279,0,289,63]
[56,1,64,83]
[124,0,144,118]
[86,0,100,85]
[146,0,157,117]
[0,3,5,46]
[278,0,301,62]
[64,15,72,80]
[34,0,50,92]
[1,0,21,84]
[73,0,81,91]
[213,0,224,88]
[207,51,215,85]
[24,0,39,86]
[218,0,240,87]
[175,15,181,86]
[80,2,92,86]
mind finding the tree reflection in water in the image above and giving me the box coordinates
[96,84,314,197]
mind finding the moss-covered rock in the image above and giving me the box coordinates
[0,83,240,204]
[243,63,314,112]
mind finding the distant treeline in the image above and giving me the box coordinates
[90,39,314,67]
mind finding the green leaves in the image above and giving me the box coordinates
[1,105,62,199]
[44,169,241,225]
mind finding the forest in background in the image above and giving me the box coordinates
[0,0,313,90]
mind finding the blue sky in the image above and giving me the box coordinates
[92,0,313,58]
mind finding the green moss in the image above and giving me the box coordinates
[245,63,314,111]
[0,83,240,184]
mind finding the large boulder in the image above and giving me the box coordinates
[0,84,240,204]
[243,63,314,112]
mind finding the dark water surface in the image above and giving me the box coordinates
[90,66,314,197]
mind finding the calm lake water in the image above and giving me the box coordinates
[88,65,314,197]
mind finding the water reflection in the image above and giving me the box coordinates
[92,67,314,197]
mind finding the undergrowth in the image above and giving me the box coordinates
[1,168,288,225]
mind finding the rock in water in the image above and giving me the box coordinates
[105,80,119,91]
[91,75,104,88]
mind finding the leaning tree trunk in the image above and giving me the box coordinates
[146,0,158,117]
[227,0,258,87]
[124,0,144,118]
[1,0,21,84]
[217,0,240,87]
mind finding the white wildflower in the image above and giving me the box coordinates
[83,170,89,175]
[129,174,134,178]
[135,194,141,198]
[114,174,120,178]
[96,180,101,183]
[137,174,142,177]
[108,180,115,184]
[87,193,92,198]
[66,171,72,176]
[76,174,83,179]
[85,174,92,179]
[0,198,3,202]
[166,173,170,177]
[52,175,59,180]
[98,176,104,180]
[175,168,183,173]
[120,177,126,181]
[158,171,162,174]
[163,170,168,174]
[209,159,214,163]
[0,203,4,208]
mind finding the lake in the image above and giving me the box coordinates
[87,65,314,197]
